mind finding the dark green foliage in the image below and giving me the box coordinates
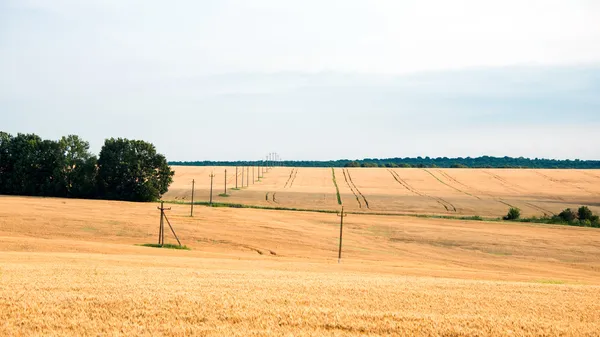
[0,131,173,202]
[170,156,600,169]
[558,208,577,222]
[578,206,594,221]
[331,168,342,205]
[97,138,174,202]
[503,207,521,220]
[517,207,600,228]
[59,135,98,198]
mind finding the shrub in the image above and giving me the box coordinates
[558,208,577,222]
[503,207,521,220]
[578,206,593,221]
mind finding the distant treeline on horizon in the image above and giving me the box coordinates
[169,156,600,169]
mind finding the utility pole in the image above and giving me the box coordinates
[209,172,215,206]
[241,167,244,187]
[252,166,255,184]
[246,166,250,187]
[157,201,172,246]
[337,206,347,263]
[157,201,181,247]
[190,179,195,217]
[235,167,238,189]
[224,169,227,194]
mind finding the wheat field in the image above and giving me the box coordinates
[1,190,600,336]
[164,167,600,217]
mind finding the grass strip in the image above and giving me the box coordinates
[162,200,600,229]
[331,168,342,205]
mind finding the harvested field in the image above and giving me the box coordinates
[164,167,600,217]
[1,196,600,336]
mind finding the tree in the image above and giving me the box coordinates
[59,135,98,198]
[503,207,521,220]
[97,138,174,202]
[577,206,593,221]
[36,139,65,197]
[345,161,360,168]
[558,208,577,222]
[8,133,44,195]
[0,132,13,193]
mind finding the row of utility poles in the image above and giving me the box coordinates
[189,153,281,214]
[159,151,349,263]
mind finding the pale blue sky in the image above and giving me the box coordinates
[1,0,599,160]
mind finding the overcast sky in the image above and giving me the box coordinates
[1,0,599,160]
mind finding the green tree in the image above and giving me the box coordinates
[97,138,174,202]
[36,139,65,197]
[558,208,577,222]
[0,132,14,193]
[345,161,360,168]
[8,133,44,195]
[577,206,593,221]
[59,135,98,198]
[503,207,521,220]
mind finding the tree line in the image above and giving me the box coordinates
[170,156,600,169]
[504,206,600,228]
[0,132,174,202]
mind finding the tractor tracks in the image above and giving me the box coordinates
[342,169,362,208]
[482,171,554,215]
[283,169,295,188]
[534,170,597,196]
[422,169,481,200]
[388,169,456,212]
[289,169,299,188]
[434,169,555,216]
[582,171,600,180]
[268,168,299,204]
[265,192,279,204]
[343,169,370,209]
[283,168,299,189]
[482,171,523,194]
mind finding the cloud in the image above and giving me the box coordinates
[1,1,599,160]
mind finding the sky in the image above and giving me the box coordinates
[1,0,599,161]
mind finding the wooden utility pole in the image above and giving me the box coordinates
[337,206,347,263]
[235,167,238,189]
[209,172,215,206]
[190,179,195,217]
[157,201,171,246]
[246,166,249,187]
[252,166,255,184]
[156,201,182,247]
[224,169,227,194]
